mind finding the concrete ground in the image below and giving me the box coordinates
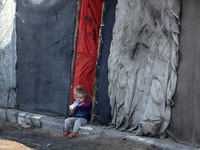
[0,108,199,150]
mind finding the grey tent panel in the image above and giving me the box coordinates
[16,0,78,116]
[168,0,200,147]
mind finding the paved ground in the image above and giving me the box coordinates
[0,121,160,150]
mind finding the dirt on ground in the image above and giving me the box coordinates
[0,121,161,150]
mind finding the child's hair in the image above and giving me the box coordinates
[74,85,89,101]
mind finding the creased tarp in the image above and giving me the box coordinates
[0,0,16,108]
[108,0,180,137]
[72,0,103,103]
[168,0,200,147]
[93,0,117,125]
[16,0,77,116]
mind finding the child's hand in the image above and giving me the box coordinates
[69,109,75,115]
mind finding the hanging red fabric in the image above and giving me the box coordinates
[72,0,103,103]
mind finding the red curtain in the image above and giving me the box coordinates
[72,0,104,102]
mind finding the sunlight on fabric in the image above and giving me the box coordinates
[30,0,44,5]
[0,0,15,49]
[0,139,35,150]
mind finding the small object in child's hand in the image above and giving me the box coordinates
[69,100,79,110]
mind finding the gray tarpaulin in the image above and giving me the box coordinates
[16,0,77,116]
[168,0,200,147]
[93,0,117,125]
[0,0,16,108]
[108,0,180,137]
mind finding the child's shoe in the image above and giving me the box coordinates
[68,132,76,138]
[63,132,70,136]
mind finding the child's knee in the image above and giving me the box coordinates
[77,118,87,125]
[65,119,71,125]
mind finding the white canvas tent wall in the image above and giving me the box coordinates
[108,0,180,137]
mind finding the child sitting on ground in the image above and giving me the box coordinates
[63,86,92,138]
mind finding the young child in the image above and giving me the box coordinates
[63,86,92,138]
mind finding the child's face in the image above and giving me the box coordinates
[75,93,85,103]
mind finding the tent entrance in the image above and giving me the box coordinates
[70,0,105,120]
